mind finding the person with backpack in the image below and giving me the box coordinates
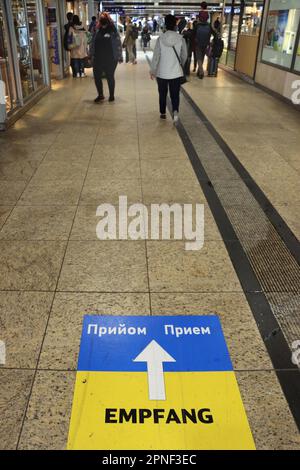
[150,14,187,123]
[124,18,138,64]
[90,12,123,103]
[207,33,224,77]
[68,15,88,78]
[195,10,214,79]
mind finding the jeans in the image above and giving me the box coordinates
[93,61,118,99]
[73,58,84,76]
[157,77,181,115]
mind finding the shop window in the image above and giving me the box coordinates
[294,35,300,72]
[240,2,263,37]
[262,0,300,69]
[11,0,35,98]
[0,3,18,112]
[26,0,44,89]
[11,0,45,100]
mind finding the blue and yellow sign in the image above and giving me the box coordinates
[67,315,255,450]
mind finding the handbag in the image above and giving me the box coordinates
[172,46,187,85]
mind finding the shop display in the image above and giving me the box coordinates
[0,2,17,113]
[294,36,300,72]
[262,0,300,69]
[0,0,49,126]
[240,4,263,36]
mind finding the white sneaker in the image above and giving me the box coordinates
[173,111,179,123]
[76,73,80,78]
[81,73,87,78]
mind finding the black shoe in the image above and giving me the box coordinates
[198,74,204,80]
[160,114,166,120]
[108,96,115,102]
[94,95,104,103]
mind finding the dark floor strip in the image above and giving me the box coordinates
[171,103,300,432]
[181,87,300,266]
[146,54,300,429]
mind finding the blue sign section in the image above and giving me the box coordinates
[77,315,233,372]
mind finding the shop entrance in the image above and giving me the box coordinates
[0,1,18,114]
[0,0,50,127]
[220,0,264,78]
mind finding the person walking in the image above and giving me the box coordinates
[195,10,214,79]
[141,26,151,52]
[150,14,187,123]
[124,18,138,64]
[68,15,88,78]
[182,22,194,76]
[191,20,198,72]
[207,32,224,77]
[63,12,75,77]
[91,12,123,103]
[88,16,97,34]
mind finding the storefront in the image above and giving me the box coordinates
[66,0,98,29]
[0,0,50,128]
[255,0,300,102]
[220,1,264,77]
[44,0,68,79]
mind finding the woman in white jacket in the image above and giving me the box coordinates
[150,15,187,122]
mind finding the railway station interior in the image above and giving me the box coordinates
[0,0,300,453]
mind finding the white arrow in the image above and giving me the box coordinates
[133,340,176,401]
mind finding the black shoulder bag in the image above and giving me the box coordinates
[172,45,187,85]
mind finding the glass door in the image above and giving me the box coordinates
[26,0,45,89]
[10,0,35,99]
[0,0,18,113]
[227,1,242,68]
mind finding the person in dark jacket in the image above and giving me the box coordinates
[91,13,123,102]
[207,33,224,77]
[88,16,97,34]
[177,18,187,34]
[141,26,151,51]
[182,22,194,76]
[64,12,73,50]
[64,12,75,77]
[195,10,214,79]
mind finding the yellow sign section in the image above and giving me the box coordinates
[67,371,255,450]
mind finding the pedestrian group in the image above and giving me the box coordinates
[63,6,224,124]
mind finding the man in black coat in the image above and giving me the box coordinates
[195,11,214,79]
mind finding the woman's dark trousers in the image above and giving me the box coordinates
[157,77,181,114]
[93,61,117,99]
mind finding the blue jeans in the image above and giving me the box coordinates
[73,58,84,76]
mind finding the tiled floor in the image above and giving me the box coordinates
[0,53,299,450]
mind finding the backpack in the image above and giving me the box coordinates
[212,37,224,58]
[131,26,139,40]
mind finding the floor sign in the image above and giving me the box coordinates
[67,315,255,450]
